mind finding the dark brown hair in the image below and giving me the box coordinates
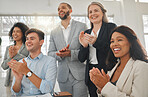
[106,25,148,70]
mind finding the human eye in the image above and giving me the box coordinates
[30,37,34,40]
[94,9,99,12]
[118,39,123,42]
[110,40,114,43]
[89,10,92,14]
[26,37,29,40]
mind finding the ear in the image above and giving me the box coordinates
[69,9,72,13]
[39,40,44,46]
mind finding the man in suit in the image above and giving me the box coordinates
[48,2,88,97]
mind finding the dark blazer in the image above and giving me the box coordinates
[78,21,117,85]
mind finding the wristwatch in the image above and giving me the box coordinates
[26,71,33,78]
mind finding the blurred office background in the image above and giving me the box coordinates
[0,0,148,96]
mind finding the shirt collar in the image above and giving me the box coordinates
[60,19,73,29]
[27,52,43,60]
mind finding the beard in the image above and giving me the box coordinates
[59,11,70,20]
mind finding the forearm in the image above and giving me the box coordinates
[27,73,42,89]
[12,80,22,93]
[1,58,11,70]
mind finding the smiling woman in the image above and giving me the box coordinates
[89,25,148,97]
[1,22,29,96]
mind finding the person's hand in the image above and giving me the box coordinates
[59,44,70,52]
[12,69,23,81]
[8,59,30,75]
[89,67,110,92]
[85,30,97,45]
[79,31,89,48]
[9,46,17,58]
[56,44,71,57]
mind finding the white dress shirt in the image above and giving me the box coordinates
[60,19,72,45]
[89,29,100,64]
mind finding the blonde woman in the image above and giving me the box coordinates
[78,2,116,97]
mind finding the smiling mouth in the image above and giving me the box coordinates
[113,48,121,53]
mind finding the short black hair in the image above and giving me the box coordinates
[60,2,72,9]
[25,28,44,40]
[9,22,29,44]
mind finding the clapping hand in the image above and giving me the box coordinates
[79,31,97,47]
[89,67,110,92]
[79,31,89,47]
[9,46,17,58]
[56,44,71,57]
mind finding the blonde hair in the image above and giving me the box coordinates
[88,2,108,23]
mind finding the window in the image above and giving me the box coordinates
[0,15,114,57]
[143,15,148,54]
[135,0,148,3]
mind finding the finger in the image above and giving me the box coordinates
[101,69,107,78]
[56,53,60,56]
[80,31,84,36]
[106,74,110,81]
[22,58,27,66]
[66,44,70,49]
[56,52,63,57]
[93,30,97,37]
[96,68,101,74]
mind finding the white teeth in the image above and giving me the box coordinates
[60,12,64,15]
[114,48,120,51]
[92,17,97,19]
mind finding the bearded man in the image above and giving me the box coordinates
[48,2,88,97]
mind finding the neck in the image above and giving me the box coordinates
[93,22,102,33]
[120,55,130,68]
[15,40,23,46]
[30,50,41,59]
[61,16,71,29]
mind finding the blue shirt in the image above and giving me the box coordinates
[11,53,57,96]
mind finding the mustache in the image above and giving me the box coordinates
[59,11,69,20]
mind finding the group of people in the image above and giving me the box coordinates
[1,1,148,97]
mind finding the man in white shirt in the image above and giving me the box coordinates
[48,2,88,97]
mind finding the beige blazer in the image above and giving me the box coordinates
[99,58,148,97]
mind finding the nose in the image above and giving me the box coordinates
[112,41,119,46]
[26,39,31,43]
[58,8,62,13]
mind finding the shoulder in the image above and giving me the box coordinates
[72,20,86,26]
[133,60,148,73]
[106,22,117,28]
[50,25,61,34]
[134,60,148,68]
[42,55,56,62]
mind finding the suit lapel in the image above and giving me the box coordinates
[57,25,67,48]
[67,20,76,45]
[108,60,120,77]
[97,22,106,39]
[18,44,25,53]
[116,58,135,90]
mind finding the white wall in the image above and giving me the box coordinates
[0,0,148,46]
